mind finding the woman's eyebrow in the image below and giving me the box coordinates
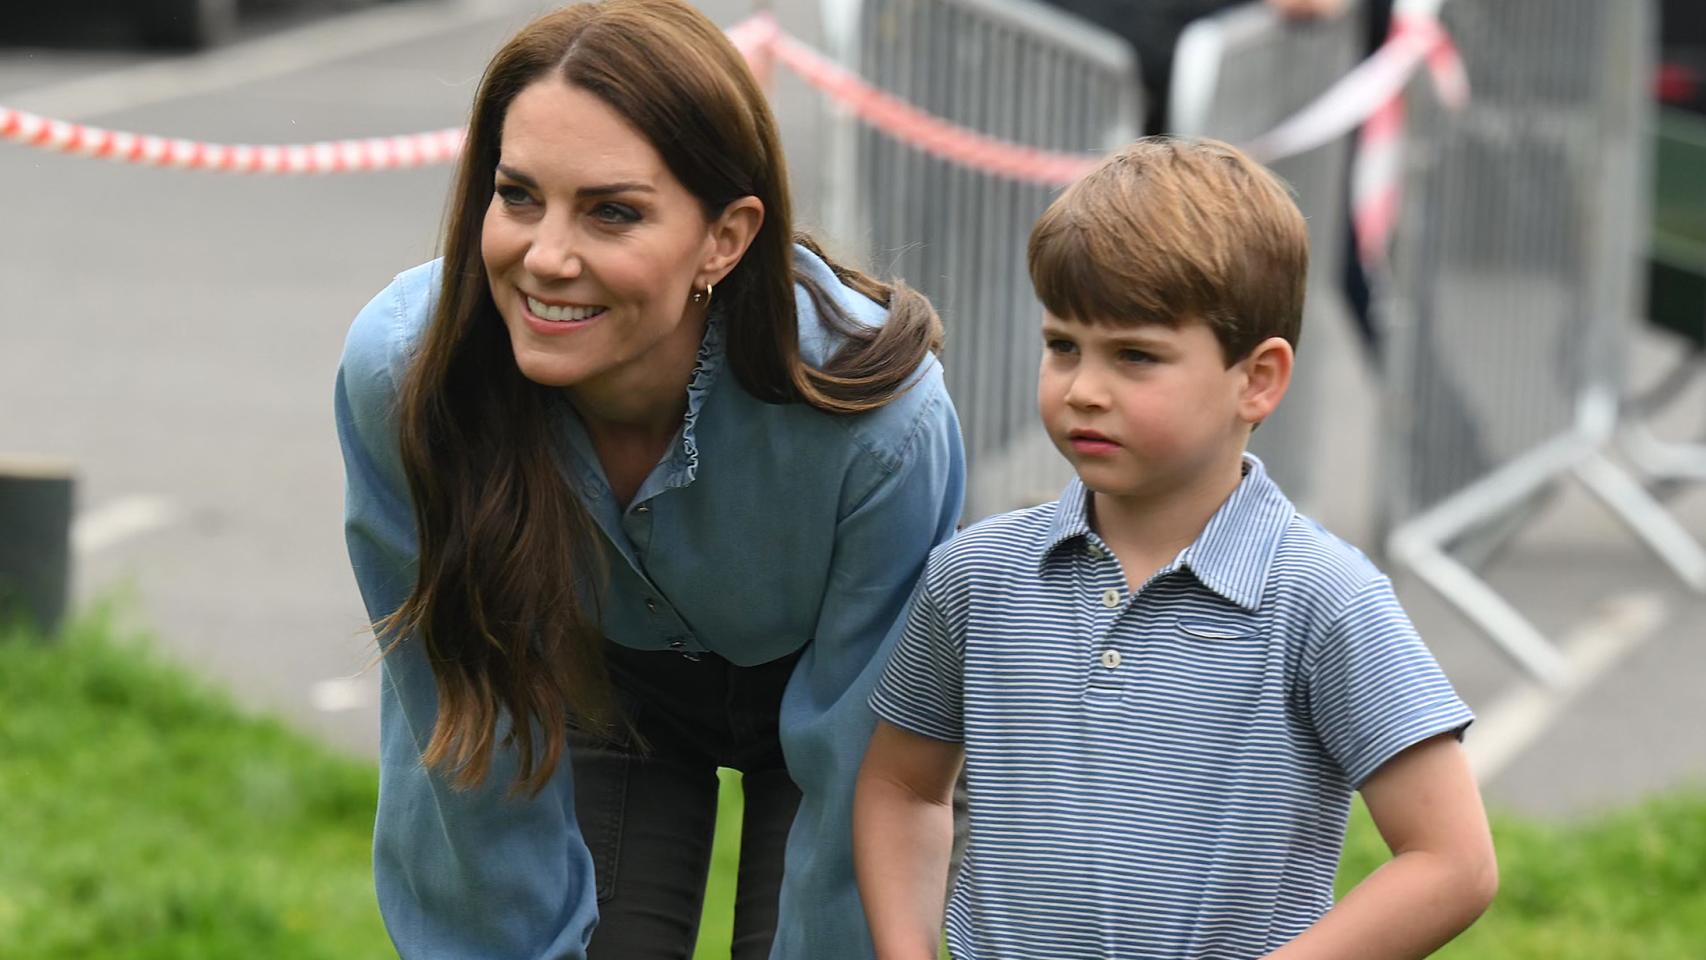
[576,182,657,199]
[494,163,536,187]
[493,165,657,199]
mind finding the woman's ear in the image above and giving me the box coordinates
[1237,336,1294,426]
[699,196,765,287]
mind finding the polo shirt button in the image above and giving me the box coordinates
[645,598,659,613]
[635,503,650,514]
[1101,588,1121,608]
[1101,648,1122,669]
[1087,544,1105,560]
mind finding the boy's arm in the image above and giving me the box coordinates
[1266,733,1498,960]
[855,719,965,960]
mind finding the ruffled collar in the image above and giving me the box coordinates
[552,310,727,499]
[671,309,727,488]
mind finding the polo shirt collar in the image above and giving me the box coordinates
[1038,454,1295,611]
[1040,475,1095,563]
[1179,454,1295,610]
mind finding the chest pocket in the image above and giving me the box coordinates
[1175,614,1261,642]
[1121,612,1272,721]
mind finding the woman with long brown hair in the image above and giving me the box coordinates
[334,1,962,957]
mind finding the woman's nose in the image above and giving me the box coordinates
[522,219,583,280]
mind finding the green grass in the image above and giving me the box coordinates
[1337,794,1706,958]
[0,612,389,959]
[5,613,1704,959]
[696,770,744,959]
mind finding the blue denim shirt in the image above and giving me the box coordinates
[335,244,965,960]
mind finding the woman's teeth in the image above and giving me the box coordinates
[527,296,605,322]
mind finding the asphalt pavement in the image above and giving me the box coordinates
[2,0,1702,819]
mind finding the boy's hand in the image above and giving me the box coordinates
[855,720,964,960]
[1265,733,1497,959]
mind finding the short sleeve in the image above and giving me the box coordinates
[871,560,964,743]
[1305,576,1474,789]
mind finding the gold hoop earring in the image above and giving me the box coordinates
[690,282,714,306]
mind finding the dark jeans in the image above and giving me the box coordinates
[570,641,803,960]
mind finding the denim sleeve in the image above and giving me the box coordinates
[335,276,599,960]
[772,379,966,960]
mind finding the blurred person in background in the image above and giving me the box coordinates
[1034,0,1367,134]
[334,1,964,958]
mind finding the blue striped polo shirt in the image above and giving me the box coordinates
[871,455,1473,960]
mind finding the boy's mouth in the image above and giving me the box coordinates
[1067,428,1121,454]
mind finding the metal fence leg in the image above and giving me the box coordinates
[1390,525,1570,685]
[1623,420,1706,484]
[1574,453,1706,592]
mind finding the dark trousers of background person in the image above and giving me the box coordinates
[570,641,803,960]
[1342,0,1394,355]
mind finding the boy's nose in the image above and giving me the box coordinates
[1063,369,1109,411]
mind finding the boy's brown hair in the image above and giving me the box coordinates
[1027,137,1308,364]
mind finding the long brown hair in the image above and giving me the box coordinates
[381,0,944,794]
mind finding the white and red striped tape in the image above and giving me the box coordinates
[0,13,1098,183]
[754,16,1099,185]
[0,106,465,174]
[0,8,1457,213]
[1351,0,1466,265]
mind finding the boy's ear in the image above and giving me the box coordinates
[1237,336,1294,426]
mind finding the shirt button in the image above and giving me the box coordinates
[1101,588,1121,608]
[1101,648,1122,669]
[1086,544,1105,560]
[635,503,650,514]
[668,638,684,649]
[645,598,659,613]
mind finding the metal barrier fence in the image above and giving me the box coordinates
[1169,1,1368,513]
[1627,107,1706,490]
[1382,0,1706,682]
[819,0,1142,520]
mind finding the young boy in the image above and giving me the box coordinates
[853,138,1497,960]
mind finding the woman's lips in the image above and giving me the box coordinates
[519,291,606,335]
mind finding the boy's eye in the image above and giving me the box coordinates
[1044,338,1077,355]
[1118,349,1158,364]
[592,202,641,224]
[494,184,534,207]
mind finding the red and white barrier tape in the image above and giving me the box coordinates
[1351,0,1465,266]
[0,105,464,173]
[753,15,1099,185]
[1245,9,1464,164]
[1,8,1456,203]
[0,13,1093,183]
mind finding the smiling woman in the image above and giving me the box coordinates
[479,80,757,428]
[331,2,965,959]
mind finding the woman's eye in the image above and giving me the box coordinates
[592,202,641,224]
[494,184,533,207]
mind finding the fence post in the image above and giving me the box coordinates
[0,457,75,638]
